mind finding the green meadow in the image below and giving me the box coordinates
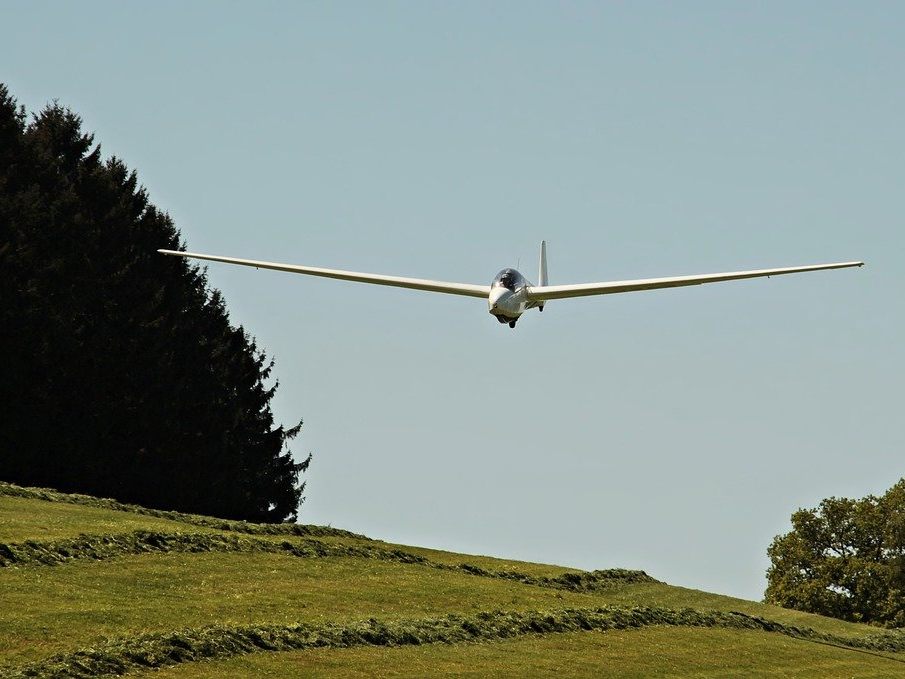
[2,482,903,678]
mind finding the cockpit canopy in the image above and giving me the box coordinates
[492,268,527,291]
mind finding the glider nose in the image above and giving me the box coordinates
[488,286,509,312]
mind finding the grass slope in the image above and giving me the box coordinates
[142,629,905,679]
[1,482,903,678]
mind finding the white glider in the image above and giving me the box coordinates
[158,242,863,328]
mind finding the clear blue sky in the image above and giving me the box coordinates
[4,1,902,601]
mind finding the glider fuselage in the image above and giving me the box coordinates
[488,268,533,326]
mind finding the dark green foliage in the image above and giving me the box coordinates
[0,84,307,521]
[10,606,905,678]
[765,479,905,628]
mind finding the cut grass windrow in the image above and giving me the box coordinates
[0,482,364,539]
[0,530,656,592]
[8,606,905,679]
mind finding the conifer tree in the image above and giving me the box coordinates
[0,84,309,521]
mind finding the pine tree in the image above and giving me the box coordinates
[0,85,309,521]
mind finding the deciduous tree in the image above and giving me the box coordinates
[765,479,905,627]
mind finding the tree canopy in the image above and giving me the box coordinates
[0,84,308,521]
[765,479,905,627]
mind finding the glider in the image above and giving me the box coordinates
[158,242,863,328]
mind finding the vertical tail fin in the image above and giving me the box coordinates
[538,240,547,311]
[538,240,548,286]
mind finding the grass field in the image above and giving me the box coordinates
[2,481,903,678]
[0,495,212,542]
[139,629,905,679]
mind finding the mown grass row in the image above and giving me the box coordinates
[9,606,905,679]
[0,530,656,593]
[0,482,363,539]
[162,627,905,679]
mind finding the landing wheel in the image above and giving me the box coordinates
[508,321,516,328]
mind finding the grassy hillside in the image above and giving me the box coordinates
[2,482,904,678]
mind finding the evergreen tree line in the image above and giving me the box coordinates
[0,85,308,521]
